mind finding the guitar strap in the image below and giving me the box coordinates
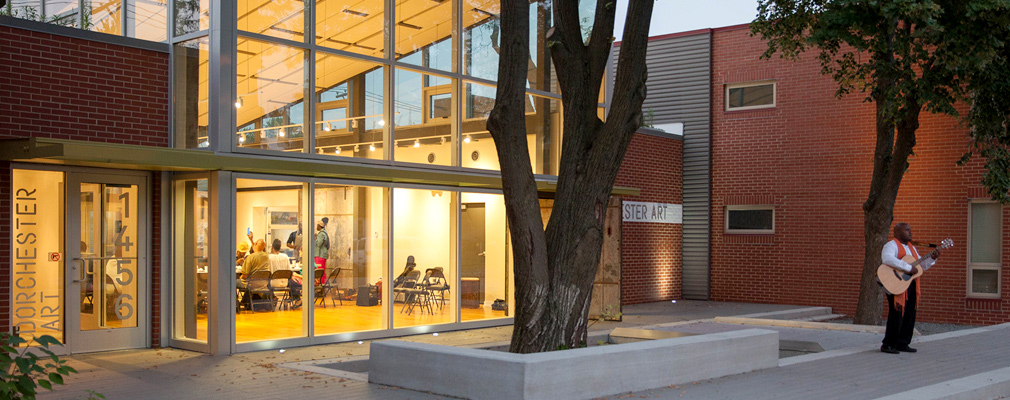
[893,239,921,313]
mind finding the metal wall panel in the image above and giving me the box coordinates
[612,32,711,299]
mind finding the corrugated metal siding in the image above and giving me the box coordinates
[612,32,712,299]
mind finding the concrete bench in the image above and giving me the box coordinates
[369,328,779,400]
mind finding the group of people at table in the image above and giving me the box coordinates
[235,217,331,310]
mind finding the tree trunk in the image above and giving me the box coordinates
[488,0,653,353]
[853,90,921,325]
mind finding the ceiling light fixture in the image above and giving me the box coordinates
[278,129,285,137]
[397,21,423,30]
[463,134,471,144]
[238,134,245,143]
[335,147,341,155]
[354,145,360,152]
[414,139,420,148]
[440,136,446,145]
[235,97,243,108]
[342,8,369,17]
[369,143,376,152]
[322,122,331,132]
[377,119,385,127]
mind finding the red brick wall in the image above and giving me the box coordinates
[0,25,169,146]
[616,131,684,304]
[0,23,169,339]
[710,25,1009,324]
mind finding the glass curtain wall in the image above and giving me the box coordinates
[216,0,563,174]
[235,178,306,343]
[173,178,210,343]
[173,37,210,149]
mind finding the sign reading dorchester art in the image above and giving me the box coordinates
[622,201,682,224]
[12,170,64,342]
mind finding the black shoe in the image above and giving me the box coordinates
[880,345,900,354]
[897,345,917,353]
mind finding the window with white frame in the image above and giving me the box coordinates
[725,205,775,234]
[726,81,776,111]
[968,201,1002,297]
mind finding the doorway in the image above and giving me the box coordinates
[66,173,149,353]
[460,203,486,307]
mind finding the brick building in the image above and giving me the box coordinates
[631,24,1007,325]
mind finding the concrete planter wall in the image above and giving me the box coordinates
[370,328,779,400]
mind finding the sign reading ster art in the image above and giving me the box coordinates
[622,201,682,224]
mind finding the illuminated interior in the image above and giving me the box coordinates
[169,0,563,174]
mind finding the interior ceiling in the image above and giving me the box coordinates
[229,0,498,127]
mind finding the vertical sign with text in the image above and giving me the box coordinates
[12,169,65,342]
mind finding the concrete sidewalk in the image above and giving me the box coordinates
[35,301,1008,400]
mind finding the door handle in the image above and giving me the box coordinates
[72,258,85,283]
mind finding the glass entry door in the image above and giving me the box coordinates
[67,173,148,353]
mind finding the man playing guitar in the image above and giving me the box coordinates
[880,222,941,354]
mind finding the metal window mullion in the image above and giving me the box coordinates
[210,0,237,154]
[305,181,314,337]
[451,0,460,168]
[385,0,395,161]
[121,0,127,36]
[452,191,461,323]
[386,186,395,330]
[305,0,315,155]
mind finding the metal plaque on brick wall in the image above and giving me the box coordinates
[622,201,682,224]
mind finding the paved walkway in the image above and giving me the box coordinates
[35,301,1009,399]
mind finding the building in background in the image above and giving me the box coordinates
[626,24,1007,325]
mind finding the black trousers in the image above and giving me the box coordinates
[883,282,917,347]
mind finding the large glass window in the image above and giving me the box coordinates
[11,169,65,344]
[527,93,561,175]
[394,67,453,166]
[460,192,510,321]
[463,0,500,82]
[461,81,496,170]
[87,0,122,35]
[235,178,306,342]
[236,37,307,153]
[392,188,456,328]
[127,0,167,41]
[173,37,210,149]
[173,0,209,35]
[396,0,452,72]
[237,0,305,42]
[969,201,1002,297]
[173,178,209,343]
[316,0,384,58]
[313,184,389,335]
[314,53,386,159]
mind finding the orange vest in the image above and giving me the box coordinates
[893,239,921,312]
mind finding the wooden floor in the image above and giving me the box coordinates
[187,299,507,343]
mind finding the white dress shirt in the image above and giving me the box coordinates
[881,240,935,273]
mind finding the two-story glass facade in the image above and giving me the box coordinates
[3,0,619,355]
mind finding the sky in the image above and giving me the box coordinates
[613,0,761,41]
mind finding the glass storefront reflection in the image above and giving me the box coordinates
[314,53,386,159]
[235,37,307,153]
[394,67,453,166]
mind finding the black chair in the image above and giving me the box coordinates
[392,269,421,303]
[240,270,273,312]
[269,270,293,310]
[402,269,434,315]
[314,269,343,307]
[425,267,450,309]
[322,268,342,306]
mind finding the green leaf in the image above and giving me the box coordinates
[48,372,64,385]
[38,378,52,390]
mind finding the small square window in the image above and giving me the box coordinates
[726,81,776,111]
[971,269,1000,295]
[725,205,774,234]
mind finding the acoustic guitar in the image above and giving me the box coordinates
[876,238,954,295]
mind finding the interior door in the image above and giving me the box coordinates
[66,173,148,353]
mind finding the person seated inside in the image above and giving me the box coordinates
[236,240,251,267]
[241,239,270,280]
[269,239,303,301]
